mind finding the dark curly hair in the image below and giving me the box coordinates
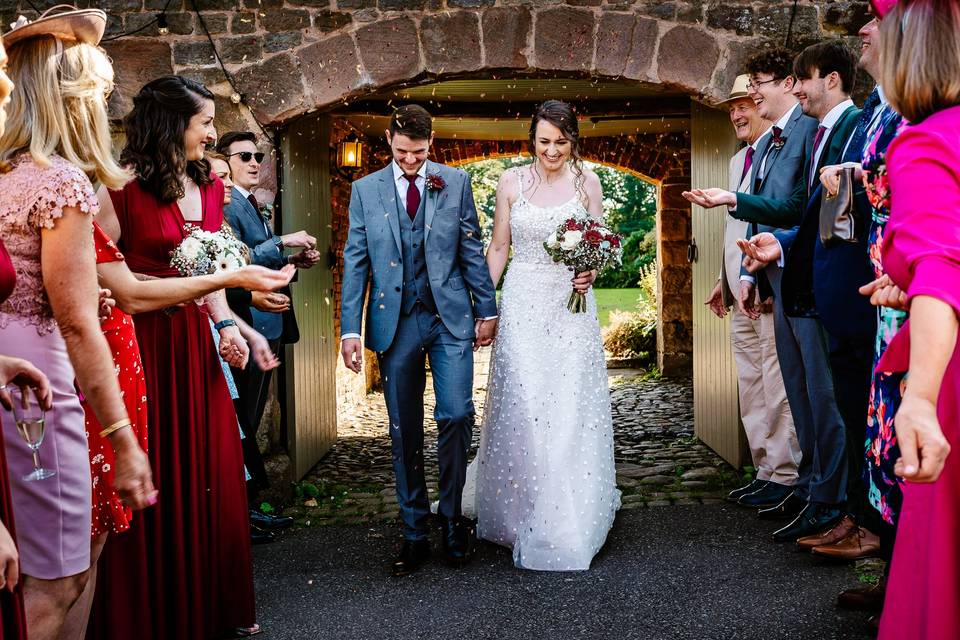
[745,47,796,81]
[527,100,585,201]
[120,75,215,203]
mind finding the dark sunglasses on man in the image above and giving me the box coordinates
[227,151,265,164]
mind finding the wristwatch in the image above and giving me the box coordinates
[273,236,284,251]
[214,319,237,332]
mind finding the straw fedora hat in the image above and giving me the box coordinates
[3,5,107,49]
[719,74,753,105]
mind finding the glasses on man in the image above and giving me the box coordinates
[746,77,781,90]
[227,151,265,164]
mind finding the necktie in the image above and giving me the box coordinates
[404,174,420,220]
[843,88,883,163]
[740,146,755,187]
[809,125,827,194]
[247,193,260,213]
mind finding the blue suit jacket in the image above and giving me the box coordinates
[774,105,876,341]
[224,187,299,343]
[340,161,498,352]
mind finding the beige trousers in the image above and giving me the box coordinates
[730,308,801,484]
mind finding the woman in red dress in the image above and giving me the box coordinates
[88,75,262,640]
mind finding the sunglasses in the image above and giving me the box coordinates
[227,151,265,164]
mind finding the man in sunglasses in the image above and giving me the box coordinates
[217,130,321,541]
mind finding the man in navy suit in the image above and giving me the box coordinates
[687,41,876,544]
[217,131,321,538]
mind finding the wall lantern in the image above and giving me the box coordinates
[337,138,363,169]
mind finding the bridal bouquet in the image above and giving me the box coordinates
[170,224,248,277]
[543,216,623,313]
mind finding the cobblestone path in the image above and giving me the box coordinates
[287,352,743,525]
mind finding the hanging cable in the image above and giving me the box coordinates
[101,0,172,43]
[784,0,800,48]
[187,0,273,142]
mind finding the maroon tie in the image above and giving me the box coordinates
[809,125,827,193]
[247,193,260,213]
[404,174,420,220]
[740,146,755,186]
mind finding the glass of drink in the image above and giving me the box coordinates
[8,386,55,481]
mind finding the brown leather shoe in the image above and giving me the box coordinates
[837,580,886,612]
[796,515,856,550]
[812,526,881,560]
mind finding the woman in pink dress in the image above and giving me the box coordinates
[875,2,960,638]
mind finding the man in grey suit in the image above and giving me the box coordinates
[686,48,828,524]
[340,105,498,576]
[705,73,801,511]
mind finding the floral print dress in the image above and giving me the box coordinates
[863,111,908,525]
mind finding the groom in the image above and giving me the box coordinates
[340,104,498,576]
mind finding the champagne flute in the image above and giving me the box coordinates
[9,386,55,481]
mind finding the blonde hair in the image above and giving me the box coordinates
[880,0,960,123]
[0,36,129,188]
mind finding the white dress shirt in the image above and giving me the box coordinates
[812,98,855,180]
[757,102,801,180]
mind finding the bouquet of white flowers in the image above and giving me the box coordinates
[543,216,623,313]
[170,224,248,277]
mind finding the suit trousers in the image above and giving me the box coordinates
[379,304,475,541]
[232,337,281,498]
[827,334,875,518]
[767,267,847,505]
[730,308,800,484]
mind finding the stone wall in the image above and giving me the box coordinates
[0,1,869,133]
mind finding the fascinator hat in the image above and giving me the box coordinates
[870,0,898,18]
[3,5,107,49]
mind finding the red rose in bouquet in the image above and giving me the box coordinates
[583,229,604,246]
[543,215,624,313]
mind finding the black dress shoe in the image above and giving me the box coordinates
[738,482,794,508]
[758,492,808,520]
[250,509,294,530]
[251,524,275,545]
[773,503,843,543]
[392,539,430,577]
[438,516,473,568]
[726,479,768,503]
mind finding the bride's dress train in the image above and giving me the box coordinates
[464,178,620,571]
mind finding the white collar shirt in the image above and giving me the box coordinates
[392,161,426,211]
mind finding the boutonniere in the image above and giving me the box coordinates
[259,202,274,221]
[425,173,446,192]
[771,132,787,150]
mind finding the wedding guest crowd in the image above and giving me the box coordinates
[687,0,960,637]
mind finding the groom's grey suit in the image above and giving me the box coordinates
[341,160,497,540]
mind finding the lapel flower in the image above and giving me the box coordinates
[771,127,787,150]
[259,201,274,221]
[425,172,445,192]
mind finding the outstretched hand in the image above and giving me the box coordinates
[737,233,781,271]
[682,188,737,209]
[859,274,908,311]
[705,280,727,318]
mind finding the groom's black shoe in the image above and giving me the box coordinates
[438,516,473,568]
[392,539,430,577]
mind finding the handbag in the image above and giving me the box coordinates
[819,166,861,247]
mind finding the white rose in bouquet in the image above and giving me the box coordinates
[545,231,560,249]
[179,236,204,257]
[560,230,582,251]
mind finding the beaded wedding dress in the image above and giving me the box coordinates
[466,171,621,571]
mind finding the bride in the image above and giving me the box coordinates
[469,100,621,570]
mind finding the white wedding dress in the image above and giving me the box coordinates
[465,171,621,571]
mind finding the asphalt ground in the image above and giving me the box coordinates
[252,503,875,640]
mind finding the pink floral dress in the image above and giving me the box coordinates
[0,153,96,579]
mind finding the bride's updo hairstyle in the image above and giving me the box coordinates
[527,99,586,198]
[121,75,214,203]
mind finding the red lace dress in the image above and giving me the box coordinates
[0,238,27,640]
[82,223,149,537]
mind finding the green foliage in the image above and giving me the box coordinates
[259,501,275,514]
[461,158,658,287]
[601,263,659,364]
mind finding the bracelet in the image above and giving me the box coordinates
[99,418,132,438]
[214,319,237,331]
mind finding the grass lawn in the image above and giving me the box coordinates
[594,288,641,328]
